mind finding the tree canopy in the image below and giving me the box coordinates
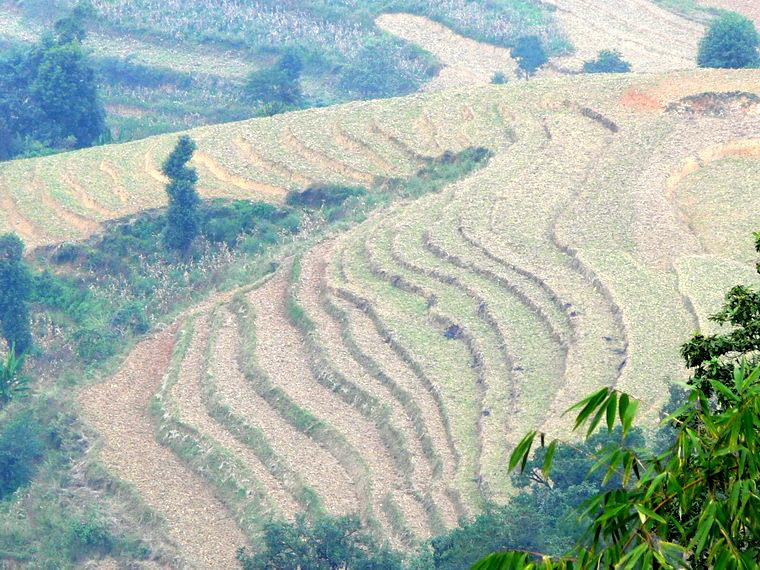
[582,50,632,73]
[697,12,759,69]
[512,36,548,78]
[237,514,404,570]
[162,136,200,253]
[0,5,108,160]
[245,51,303,106]
[0,234,32,355]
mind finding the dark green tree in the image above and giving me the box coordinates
[0,234,32,355]
[0,3,108,160]
[245,51,303,106]
[420,429,644,569]
[31,41,108,149]
[697,12,759,69]
[237,514,404,569]
[512,36,548,79]
[582,49,632,73]
[162,136,200,253]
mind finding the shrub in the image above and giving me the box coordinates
[491,72,507,84]
[338,39,436,99]
[0,410,45,499]
[0,233,33,354]
[110,302,150,335]
[0,348,29,407]
[72,328,118,364]
[286,184,367,208]
[237,514,404,570]
[698,12,759,69]
[582,49,631,73]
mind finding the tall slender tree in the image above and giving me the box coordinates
[162,135,200,253]
[0,234,32,355]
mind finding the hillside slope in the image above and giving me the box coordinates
[67,69,760,564]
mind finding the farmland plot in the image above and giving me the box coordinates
[65,69,760,565]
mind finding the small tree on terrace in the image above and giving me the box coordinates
[697,12,759,69]
[513,36,548,79]
[0,233,32,355]
[162,135,200,254]
[582,49,632,73]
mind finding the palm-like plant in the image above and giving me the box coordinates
[0,347,28,406]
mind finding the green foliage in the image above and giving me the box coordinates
[512,36,548,78]
[162,135,200,253]
[420,429,643,569]
[237,514,404,570]
[475,233,760,569]
[0,348,29,407]
[391,147,493,199]
[697,12,759,69]
[582,50,632,73]
[0,234,32,355]
[286,184,368,208]
[339,39,438,99]
[245,52,303,106]
[0,409,45,499]
[0,6,108,160]
[681,234,760,407]
[491,72,508,85]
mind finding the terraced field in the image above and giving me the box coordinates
[698,0,760,25]
[547,0,704,72]
[69,69,760,563]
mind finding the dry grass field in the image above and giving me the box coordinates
[28,68,757,564]
[697,0,760,25]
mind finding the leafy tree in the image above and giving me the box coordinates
[681,231,760,408]
[0,410,44,499]
[512,36,548,79]
[237,514,404,569]
[162,136,200,253]
[697,12,759,69]
[30,41,108,149]
[0,3,107,160]
[245,51,303,106]
[0,234,32,355]
[582,50,631,73]
[475,233,760,569]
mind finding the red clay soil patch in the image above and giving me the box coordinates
[621,88,664,112]
[79,326,247,567]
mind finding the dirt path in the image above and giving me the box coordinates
[79,326,248,569]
